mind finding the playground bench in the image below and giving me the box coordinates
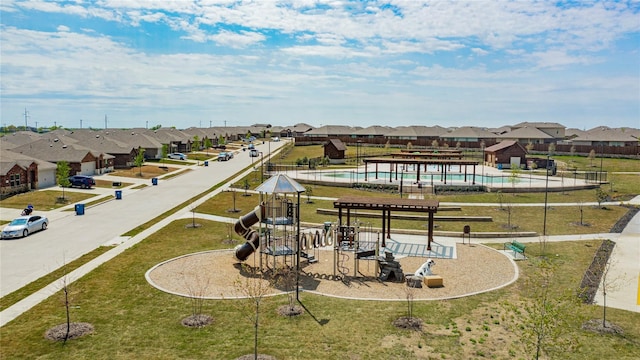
[504,240,526,259]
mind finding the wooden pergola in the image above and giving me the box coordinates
[333,196,439,250]
[363,157,480,184]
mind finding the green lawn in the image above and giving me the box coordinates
[0,190,96,210]
[1,219,638,359]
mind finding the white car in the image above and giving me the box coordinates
[2,215,49,239]
[167,153,186,160]
[272,137,280,142]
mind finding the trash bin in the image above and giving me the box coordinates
[152,177,158,186]
[115,190,122,200]
[75,203,85,215]
[204,160,209,167]
[497,164,503,170]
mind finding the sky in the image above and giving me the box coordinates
[1,0,639,131]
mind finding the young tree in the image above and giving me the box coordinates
[180,271,213,328]
[525,141,534,153]
[431,139,439,148]
[577,201,586,226]
[588,149,596,167]
[134,148,145,176]
[273,267,303,317]
[595,188,608,208]
[508,167,521,195]
[203,138,212,155]
[56,161,71,200]
[243,179,251,196]
[233,265,274,360]
[44,263,94,343]
[304,185,313,203]
[515,260,579,360]
[192,135,201,152]
[547,143,556,155]
[161,144,169,159]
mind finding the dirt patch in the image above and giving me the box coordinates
[582,319,624,335]
[579,239,615,304]
[610,205,640,233]
[44,322,94,341]
[110,165,179,179]
[276,305,304,317]
[181,314,214,328]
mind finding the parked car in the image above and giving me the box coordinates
[218,152,232,161]
[68,175,96,189]
[272,137,280,142]
[213,145,226,150]
[167,153,186,160]
[1,215,49,239]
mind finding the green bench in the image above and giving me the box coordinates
[503,240,526,259]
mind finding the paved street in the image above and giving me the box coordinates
[0,140,283,297]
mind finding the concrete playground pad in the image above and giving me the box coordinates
[145,243,517,301]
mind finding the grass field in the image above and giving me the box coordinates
[1,146,638,359]
[0,190,96,211]
[0,218,638,359]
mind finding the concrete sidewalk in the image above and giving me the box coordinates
[1,161,637,327]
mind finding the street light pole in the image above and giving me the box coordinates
[260,152,264,183]
[600,142,604,183]
[543,154,550,236]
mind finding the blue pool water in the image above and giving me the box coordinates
[324,171,514,184]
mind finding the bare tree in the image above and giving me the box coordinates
[588,149,596,167]
[44,262,94,343]
[274,267,303,317]
[233,264,274,360]
[496,190,505,211]
[180,271,213,328]
[580,240,625,333]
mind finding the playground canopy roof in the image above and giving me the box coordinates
[333,196,439,212]
[363,157,478,166]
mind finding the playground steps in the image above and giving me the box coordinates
[301,251,318,264]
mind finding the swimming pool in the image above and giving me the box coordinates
[323,170,516,185]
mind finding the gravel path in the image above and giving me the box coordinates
[146,243,517,301]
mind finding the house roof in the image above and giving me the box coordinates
[0,149,57,174]
[484,140,527,153]
[305,125,355,136]
[512,122,566,129]
[385,126,447,137]
[353,125,392,136]
[497,126,554,140]
[325,138,347,151]
[571,127,638,142]
[441,126,497,139]
[11,139,100,163]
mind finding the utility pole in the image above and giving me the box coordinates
[224,120,227,128]
[104,114,107,129]
[146,120,148,129]
[210,120,212,128]
[80,119,83,129]
[23,108,30,130]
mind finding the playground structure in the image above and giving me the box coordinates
[233,180,444,285]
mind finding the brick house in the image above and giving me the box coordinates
[484,140,528,169]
